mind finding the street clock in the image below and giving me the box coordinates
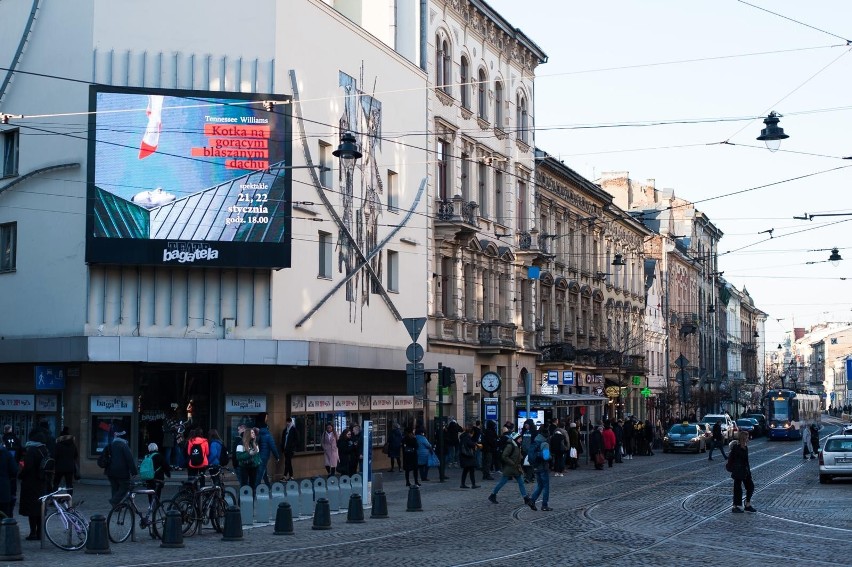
[481,372,502,393]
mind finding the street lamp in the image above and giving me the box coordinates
[756,111,789,152]
[612,253,626,266]
[829,247,843,267]
[332,131,363,160]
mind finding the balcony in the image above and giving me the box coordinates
[538,342,576,362]
[434,197,480,240]
[431,317,518,353]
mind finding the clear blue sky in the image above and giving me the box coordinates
[487,0,852,347]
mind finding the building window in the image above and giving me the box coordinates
[494,81,504,127]
[460,57,470,109]
[318,231,332,279]
[319,140,333,188]
[387,250,399,292]
[494,170,504,225]
[438,137,452,200]
[387,170,398,212]
[477,69,488,121]
[516,181,527,231]
[0,222,15,273]
[477,161,488,218]
[436,37,451,94]
[2,129,19,178]
[516,94,528,143]
[461,152,471,201]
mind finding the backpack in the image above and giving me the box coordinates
[218,442,230,467]
[97,444,112,469]
[139,452,156,480]
[188,441,204,468]
[38,446,56,482]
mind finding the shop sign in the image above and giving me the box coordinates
[290,395,306,414]
[0,394,34,412]
[225,395,266,413]
[605,386,621,398]
[36,395,58,412]
[393,396,414,410]
[370,395,394,410]
[413,396,424,409]
[306,395,333,411]
[334,396,359,411]
[358,395,371,411]
[562,371,575,385]
[90,395,133,413]
[585,374,603,385]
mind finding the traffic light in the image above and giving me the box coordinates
[440,366,456,388]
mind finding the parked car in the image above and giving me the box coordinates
[819,434,852,483]
[663,423,708,454]
[743,413,767,433]
[736,418,758,438]
[699,414,735,441]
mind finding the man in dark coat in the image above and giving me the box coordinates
[19,429,49,540]
[105,430,137,506]
[481,420,498,480]
[2,425,21,461]
[53,426,79,490]
[729,431,756,513]
[255,413,279,488]
[0,442,17,518]
[279,416,299,481]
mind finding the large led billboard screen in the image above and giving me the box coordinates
[86,86,292,268]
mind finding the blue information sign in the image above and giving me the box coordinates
[548,370,559,385]
[485,404,498,420]
[562,370,575,385]
[35,366,66,390]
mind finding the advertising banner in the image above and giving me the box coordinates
[86,86,292,268]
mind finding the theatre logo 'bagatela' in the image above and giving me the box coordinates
[86,86,293,268]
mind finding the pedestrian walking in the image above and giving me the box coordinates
[19,429,50,540]
[256,412,280,486]
[321,423,339,476]
[144,442,170,500]
[402,427,420,487]
[236,427,260,488]
[708,420,728,461]
[386,422,402,473]
[0,441,17,518]
[802,422,813,459]
[602,422,617,467]
[567,422,581,469]
[459,424,479,489]
[527,424,553,511]
[415,427,434,481]
[590,425,604,470]
[105,429,136,507]
[729,431,756,513]
[280,416,299,480]
[549,422,568,476]
[53,426,79,491]
[481,420,497,480]
[488,432,530,505]
[520,418,536,482]
[810,423,820,458]
[644,419,656,456]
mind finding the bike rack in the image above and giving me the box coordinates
[41,492,72,550]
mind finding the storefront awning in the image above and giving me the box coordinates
[512,393,608,407]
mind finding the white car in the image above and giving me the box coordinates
[699,414,735,441]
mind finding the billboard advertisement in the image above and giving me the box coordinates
[86,86,292,268]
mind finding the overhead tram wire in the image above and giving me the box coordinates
[735,0,852,45]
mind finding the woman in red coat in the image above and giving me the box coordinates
[602,422,617,468]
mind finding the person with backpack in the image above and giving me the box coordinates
[19,429,51,539]
[488,431,530,505]
[141,442,170,499]
[186,428,210,486]
[549,422,568,477]
[105,430,137,506]
[526,423,553,511]
[0,441,17,518]
[53,426,79,491]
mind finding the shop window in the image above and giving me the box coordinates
[90,416,132,458]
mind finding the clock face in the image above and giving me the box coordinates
[481,372,501,393]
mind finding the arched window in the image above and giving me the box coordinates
[477,69,487,120]
[494,81,503,126]
[460,57,470,109]
[436,37,451,94]
[516,92,528,143]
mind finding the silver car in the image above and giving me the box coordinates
[819,434,852,483]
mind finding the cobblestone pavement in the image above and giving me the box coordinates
[6,417,852,566]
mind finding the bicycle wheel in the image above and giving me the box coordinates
[44,510,88,551]
[210,496,227,533]
[223,489,239,509]
[106,502,135,543]
[149,500,168,540]
[165,497,197,536]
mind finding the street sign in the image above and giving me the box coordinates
[35,366,66,390]
[402,317,426,343]
[406,343,424,363]
[675,354,689,368]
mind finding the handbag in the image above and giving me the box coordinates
[427,452,440,468]
[569,447,578,459]
[595,451,605,466]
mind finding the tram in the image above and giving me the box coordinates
[765,389,821,440]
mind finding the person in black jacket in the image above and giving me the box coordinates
[19,429,49,540]
[729,431,756,513]
[2,425,21,462]
[481,420,498,480]
[105,430,137,506]
[145,442,170,500]
[0,443,18,518]
[53,426,79,490]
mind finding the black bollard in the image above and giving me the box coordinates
[0,518,22,561]
[311,497,331,530]
[406,484,423,512]
[370,490,389,519]
[346,493,365,524]
[221,506,243,541]
[160,509,184,548]
[85,514,111,555]
[273,502,294,535]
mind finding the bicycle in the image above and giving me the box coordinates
[166,467,232,536]
[106,479,167,543]
[39,487,88,551]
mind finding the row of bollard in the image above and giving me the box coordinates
[238,474,365,525]
[0,485,423,558]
